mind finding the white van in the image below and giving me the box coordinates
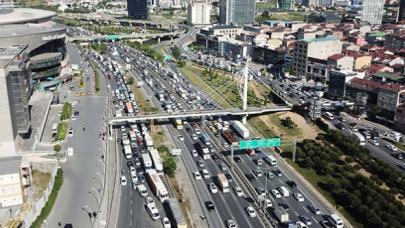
[146,203,160,220]
[278,186,290,197]
[136,184,148,197]
[328,214,344,228]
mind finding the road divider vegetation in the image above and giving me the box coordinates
[60,102,72,121]
[55,122,68,141]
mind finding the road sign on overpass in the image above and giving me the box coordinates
[239,138,281,149]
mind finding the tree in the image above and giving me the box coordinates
[127,77,134,85]
[53,144,61,152]
[163,156,177,177]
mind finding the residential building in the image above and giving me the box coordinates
[344,50,372,70]
[328,69,365,98]
[384,32,405,52]
[219,0,255,25]
[309,97,322,120]
[360,0,384,25]
[394,104,405,133]
[372,72,405,84]
[210,25,243,37]
[0,45,31,157]
[127,0,148,19]
[187,0,211,26]
[327,54,354,71]
[399,0,405,22]
[306,57,329,83]
[0,156,23,208]
[292,35,342,81]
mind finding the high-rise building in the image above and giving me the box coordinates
[127,0,148,19]
[302,0,319,7]
[360,0,384,24]
[0,45,31,157]
[399,0,405,21]
[277,0,295,10]
[187,0,211,25]
[219,0,255,25]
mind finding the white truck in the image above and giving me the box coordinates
[146,169,169,202]
[232,121,250,139]
[141,153,153,169]
[144,133,154,148]
[149,148,163,174]
[274,208,289,224]
[169,148,182,156]
[353,132,366,146]
[217,173,230,193]
[124,145,132,159]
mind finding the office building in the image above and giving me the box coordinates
[360,0,384,25]
[292,36,342,81]
[219,0,255,25]
[0,45,31,157]
[127,0,148,19]
[277,0,294,10]
[187,0,211,25]
[302,0,319,7]
[0,156,23,208]
[328,69,365,98]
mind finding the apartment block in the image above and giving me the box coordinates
[187,0,211,26]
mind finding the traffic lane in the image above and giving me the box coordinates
[366,142,405,173]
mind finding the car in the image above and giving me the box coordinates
[145,196,154,204]
[272,169,282,177]
[320,220,334,228]
[201,169,210,179]
[139,174,146,183]
[223,142,229,148]
[134,157,141,166]
[192,134,198,140]
[74,111,79,116]
[255,158,263,166]
[209,183,218,193]
[264,199,272,207]
[219,163,227,171]
[234,156,242,163]
[370,139,380,146]
[254,168,263,177]
[205,201,215,211]
[286,180,297,188]
[386,144,398,151]
[271,189,281,198]
[193,171,202,180]
[296,221,308,228]
[245,206,256,217]
[308,205,321,215]
[234,186,244,197]
[192,149,198,157]
[226,219,237,228]
[224,173,233,182]
[265,172,274,179]
[246,173,255,181]
[197,159,205,168]
[178,135,185,141]
[392,153,404,160]
[162,217,171,228]
[256,186,266,196]
[278,203,290,211]
[299,215,312,226]
[120,176,127,186]
[294,193,305,202]
[212,154,219,161]
[121,126,126,132]
[71,116,76,121]
[68,128,74,137]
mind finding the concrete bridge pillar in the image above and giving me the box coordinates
[242,115,247,124]
[157,37,161,43]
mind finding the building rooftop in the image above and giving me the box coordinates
[212,24,241,30]
[0,22,66,38]
[0,45,28,68]
[302,35,339,43]
[0,8,56,25]
[373,72,405,82]
[349,78,405,93]
[328,54,346,61]
[0,156,21,174]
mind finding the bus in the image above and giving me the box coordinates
[175,119,183,130]
[265,155,277,166]
[353,132,366,146]
[328,214,344,228]
[149,148,163,174]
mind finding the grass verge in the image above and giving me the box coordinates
[94,67,100,94]
[55,122,68,141]
[268,113,301,136]
[130,84,158,113]
[31,168,64,228]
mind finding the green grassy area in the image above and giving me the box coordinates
[126,41,163,62]
[94,67,101,94]
[256,1,277,9]
[248,117,277,138]
[268,113,301,136]
[130,84,158,113]
[90,43,108,54]
[60,102,72,121]
[55,122,68,141]
[31,169,64,228]
[287,160,364,228]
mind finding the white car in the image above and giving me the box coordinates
[234,186,244,197]
[68,128,74,137]
[294,193,305,202]
[121,126,126,132]
[209,183,218,194]
[193,171,202,180]
[201,169,210,179]
[145,196,154,204]
[271,189,282,198]
[120,176,127,186]
[223,142,229,148]
[71,116,76,121]
[245,206,256,218]
[265,199,272,207]
[137,184,148,197]
[178,135,185,141]
[386,144,398,151]
[192,149,198,157]
[162,217,171,228]
[226,219,237,228]
[192,134,198,140]
[370,140,379,146]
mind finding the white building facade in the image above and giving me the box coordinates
[187,1,211,25]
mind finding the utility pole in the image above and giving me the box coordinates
[242,58,249,124]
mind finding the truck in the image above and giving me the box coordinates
[273,208,289,224]
[201,133,211,146]
[129,131,137,142]
[166,198,187,228]
[141,153,153,169]
[125,102,134,114]
[222,130,237,144]
[232,121,249,139]
[144,133,154,148]
[194,142,211,160]
[353,132,366,146]
[123,145,132,159]
[169,148,182,156]
[146,169,169,202]
[149,148,163,174]
[217,173,230,193]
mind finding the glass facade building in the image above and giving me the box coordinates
[220,0,255,25]
[127,0,148,19]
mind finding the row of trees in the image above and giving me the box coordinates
[296,133,405,227]
[126,41,163,62]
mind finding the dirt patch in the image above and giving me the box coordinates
[258,111,320,140]
[32,170,51,200]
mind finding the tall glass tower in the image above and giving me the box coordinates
[220,0,256,25]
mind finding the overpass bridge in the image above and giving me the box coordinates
[108,106,291,125]
[68,31,184,42]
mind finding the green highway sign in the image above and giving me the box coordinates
[108,35,120,40]
[239,138,281,149]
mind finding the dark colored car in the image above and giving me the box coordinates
[225,173,233,182]
[127,160,133,167]
[279,203,290,211]
[205,201,215,211]
[234,156,242,163]
[286,180,297,188]
[212,154,220,161]
[74,111,79,116]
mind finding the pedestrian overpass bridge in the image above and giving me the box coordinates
[68,31,183,42]
[108,106,291,125]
